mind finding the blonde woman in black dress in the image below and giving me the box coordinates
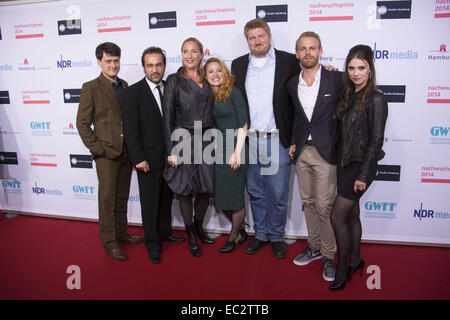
[163,38,216,257]
[204,57,249,253]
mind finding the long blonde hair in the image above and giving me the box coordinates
[177,37,205,80]
[204,57,235,103]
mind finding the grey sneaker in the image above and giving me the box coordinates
[322,258,336,282]
[293,246,322,266]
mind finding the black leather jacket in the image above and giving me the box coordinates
[162,72,214,155]
[336,90,388,183]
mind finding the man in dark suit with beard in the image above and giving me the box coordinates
[122,47,185,264]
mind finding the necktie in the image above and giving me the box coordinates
[156,85,163,103]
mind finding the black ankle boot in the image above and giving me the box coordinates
[186,224,201,257]
[194,220,215,244]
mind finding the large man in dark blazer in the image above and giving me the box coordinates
[287,32,343,282]
[122,47,184,264]
[77,42,143,262]
[231,18,301,259]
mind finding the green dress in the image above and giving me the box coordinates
[212,87,249,211]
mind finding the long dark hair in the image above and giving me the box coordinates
[337,44,376,118]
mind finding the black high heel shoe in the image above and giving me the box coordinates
[219,234,241,253]
[238,225,248,244]
[348,259,365,280]
[329,266,350,291]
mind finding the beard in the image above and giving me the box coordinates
[300,56,320,69]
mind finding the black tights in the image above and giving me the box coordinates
[223,209,245,242]
[178,193,210,226]
[330,195,362,283]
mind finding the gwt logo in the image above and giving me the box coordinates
[57,54,72,70]
[30,121,51,130]
[2,179,21,189]
[364,201,397,212]
[430,126,450,136]
[414,203,434,220]
[73,185,94,194]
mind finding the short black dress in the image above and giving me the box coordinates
[336,91,378,201]
[163,77,215,196]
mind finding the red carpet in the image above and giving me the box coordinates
[0,215,449,300]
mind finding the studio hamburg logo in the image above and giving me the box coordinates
[58,19,82,35]
[377,85,406,103]
[376,1,412,19]
[256,5,288,22]
[149,11,177,29]
[63,89,81,103]
[0,152,19,165]
[0,91,10,104]
[70,154,93,168]
[374,165,401,181]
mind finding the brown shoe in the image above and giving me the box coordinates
[118,234,144,245]
[106,247,129,261]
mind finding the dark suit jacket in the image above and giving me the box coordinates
[287,67,343,164]
[231,48,300,148]
[121,78,166,170]
[76,72,128,159]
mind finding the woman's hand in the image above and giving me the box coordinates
[354,180,367,193]
[168,155,178,168]
[229,152,241,171]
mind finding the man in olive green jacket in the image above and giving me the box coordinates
[76,42,143,261]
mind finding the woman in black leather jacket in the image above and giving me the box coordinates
[163,37,216,257]
[329,45,388,290]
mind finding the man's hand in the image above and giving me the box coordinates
[289,145,296,160]
[324,64,338,72]
[136,160,150,173]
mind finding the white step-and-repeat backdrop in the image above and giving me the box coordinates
[1,0,449,245]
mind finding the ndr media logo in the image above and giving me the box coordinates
[2,179,22,194]
[373,42,418,60]
[57,54,92,70]
[364,201,397,219]
[414,203,450,221]
[73,185,96,200]
[32,182,62,196]
[430,126,450,145]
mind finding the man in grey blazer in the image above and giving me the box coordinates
[287,32,343,282]
[77,42,143,262]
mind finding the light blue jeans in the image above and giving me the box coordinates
[246,135,292,242]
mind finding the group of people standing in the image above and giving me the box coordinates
[76,18,388,291]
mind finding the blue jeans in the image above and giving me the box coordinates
[246,135,292,242]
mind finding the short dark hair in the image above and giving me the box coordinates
[95,42,121,61]
[141,46,166,67]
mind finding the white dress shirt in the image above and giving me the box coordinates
[298,65,322,140]
[245,46,277,133]
[145,77,163,115]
